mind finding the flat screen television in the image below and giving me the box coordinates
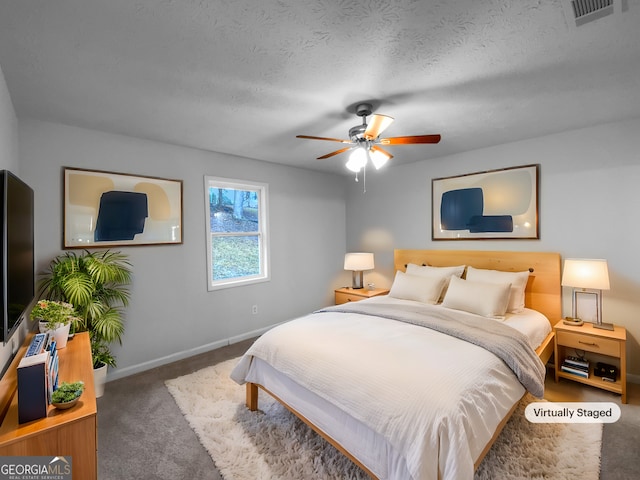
[1,170,35,344]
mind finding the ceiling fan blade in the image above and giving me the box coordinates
[296,135,351,143]
[379,134,441,145]
[317,147,352,160]
[370,145,394,159]
[364,114,394,140]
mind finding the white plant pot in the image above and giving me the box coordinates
[93,363,108,398]
[38,320,71,349]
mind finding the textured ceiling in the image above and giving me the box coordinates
[0,0,639,174]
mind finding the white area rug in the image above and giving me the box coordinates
[166,358,602,480]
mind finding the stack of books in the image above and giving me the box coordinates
[561,356,589,378]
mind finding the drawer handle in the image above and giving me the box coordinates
[579,340,598,347]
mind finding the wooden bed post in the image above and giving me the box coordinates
[246,382,258,411]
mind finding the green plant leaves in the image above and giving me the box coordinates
[38,249,131,367]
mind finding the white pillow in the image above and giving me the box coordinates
[405,263,465,301]
[388,271,446,304]
[465,266,530,313]
[441,276,512,319]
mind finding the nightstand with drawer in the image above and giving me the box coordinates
[554,320,627,403]
[334,287,390,305]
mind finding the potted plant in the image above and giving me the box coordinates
[91,339,117,397]
[37,249,132,396]
[29,299,79,349]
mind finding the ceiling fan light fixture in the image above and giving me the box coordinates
[346,147,368,172]
[370,148,391,169]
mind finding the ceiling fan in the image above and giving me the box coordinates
[296,102,441,173]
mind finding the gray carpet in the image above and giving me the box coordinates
[98,339,640,479]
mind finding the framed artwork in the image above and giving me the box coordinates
[432,164,539,240]
[63,167,183,248]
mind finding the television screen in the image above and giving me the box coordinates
[1,170,35,343]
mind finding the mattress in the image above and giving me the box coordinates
[231,297,550,480]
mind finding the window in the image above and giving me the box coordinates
[204,176,269,290]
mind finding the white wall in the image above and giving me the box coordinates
[18,118,348,380]
[346,117,640,379]
[0,64,18,174]
[0,64,29,373]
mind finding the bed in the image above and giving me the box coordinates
[231,250,560,480]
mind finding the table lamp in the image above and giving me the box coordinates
[344,253,374,289]
[561,258,611,330]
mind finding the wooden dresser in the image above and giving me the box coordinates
[0,332,97,480]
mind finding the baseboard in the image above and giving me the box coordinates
[106,323,277,382]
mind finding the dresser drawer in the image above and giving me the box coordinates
[335,292,364,304]
[557,330,620,356]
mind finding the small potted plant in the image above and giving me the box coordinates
[30,300,79,349]
[51,381,85,409]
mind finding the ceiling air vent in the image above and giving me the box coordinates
[562,0,625,27]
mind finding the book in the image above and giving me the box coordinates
[25,333,49,357]
[564,356,589,368]
[562,360,589,372]
[561,364,589,378]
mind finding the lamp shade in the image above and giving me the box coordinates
[561,258,610,290]
[344,252,374,271]
[370,148,391,169]
[346,148,368,172]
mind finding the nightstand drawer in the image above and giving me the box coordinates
[556,330,620,356]
[335,292,363,304]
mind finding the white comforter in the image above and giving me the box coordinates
[231,300,545,480]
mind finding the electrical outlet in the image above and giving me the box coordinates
[251,305,258,315]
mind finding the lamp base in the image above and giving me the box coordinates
[593,322,615,331]
[351,270,364,289]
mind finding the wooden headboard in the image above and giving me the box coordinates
[394,249,562,325]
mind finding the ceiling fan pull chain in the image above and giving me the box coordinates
[363,164,367,193]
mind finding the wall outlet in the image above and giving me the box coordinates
[251,305,258,315]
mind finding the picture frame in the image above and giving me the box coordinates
[63,167,183,248]
[432,164,539,240]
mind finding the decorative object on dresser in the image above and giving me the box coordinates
[30,299,79,349]
[561,258,611,330]
[51,381,85,410]
[334,287,389,305]
[554,320,627,403]
[343,252,375,289]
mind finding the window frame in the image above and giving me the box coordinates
[204,176,270,291]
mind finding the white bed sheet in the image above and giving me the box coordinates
[232,298,550,480]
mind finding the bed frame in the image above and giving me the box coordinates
[245,249,562,478]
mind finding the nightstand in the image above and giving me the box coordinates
[334,287,390,305]
[554,320,627,403]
